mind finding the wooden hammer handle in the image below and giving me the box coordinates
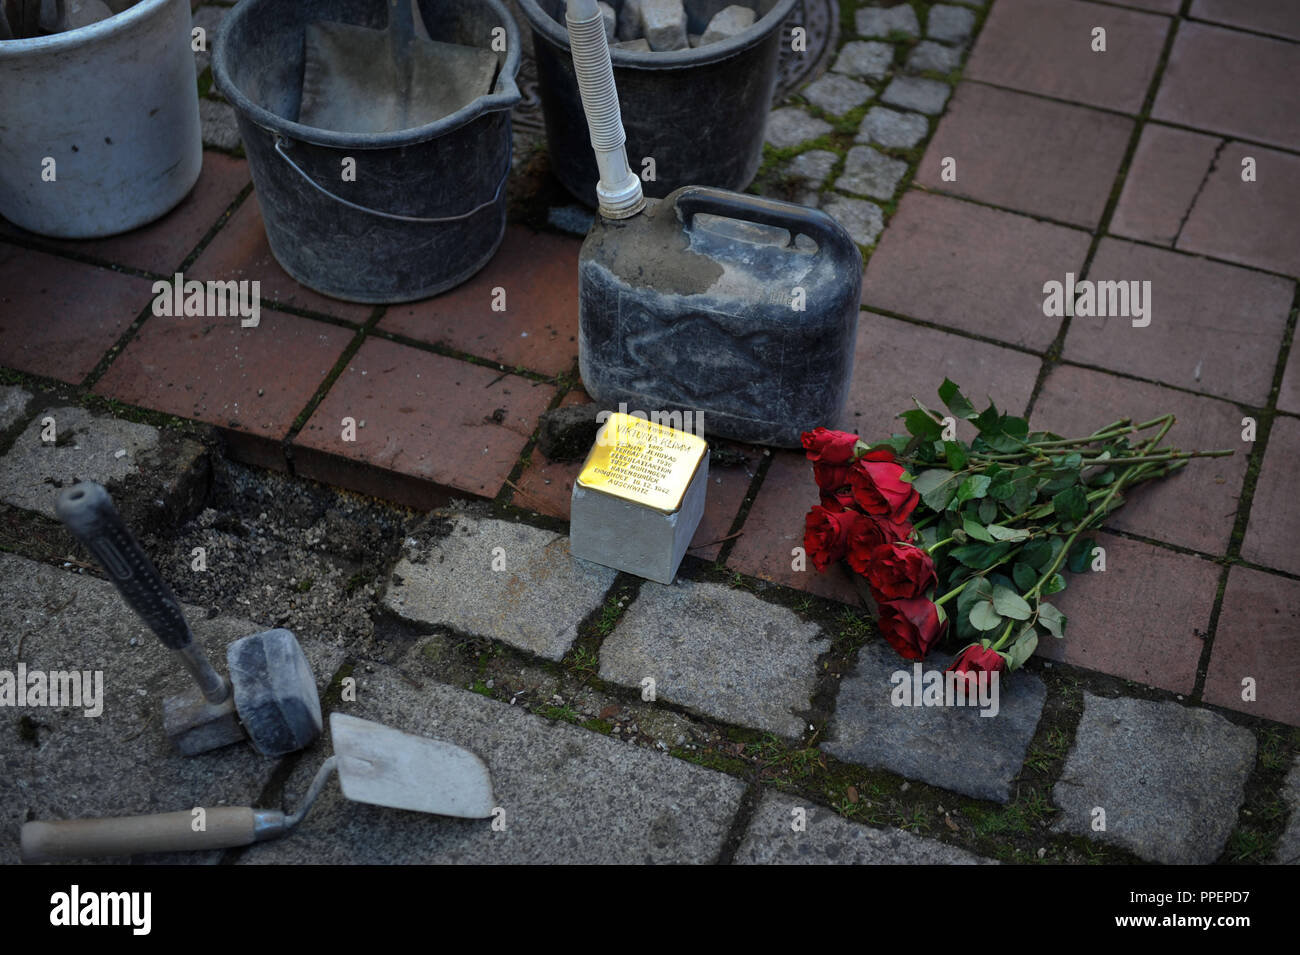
[21,807,257,862]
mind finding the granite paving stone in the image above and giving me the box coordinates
[765,108,833,149]
[836,146,908,200]
[802,73,874,115]
[880,76,950,114]
[1240,416,1300,576]
[0,246,154,385]
[291,337,554,505]
[785,149,838,190]
[1109,124,1222,246]
[823,642,1048,803]
[242,662,746,864]
[1191,0,1300,42]
[0,552,343,865]
[1152,22,1300,152]
[855,4,919,39]
[1052,693,1255,864]
[0,405,208,527]
[0,385,32,432]
[1061,239,1294,405]
[965,0,1169,114]
[856,107,929,149]
[598,579,829,737]
[1202,566,1300,727]
[831,40,895,81]
[1038,532,1217,695]
[727,450,861,605]
[199,98,242,152]
[1274,757,1300,865]
[821,196,885,246]
[907,40,962,74]
[1177,142,1300,278]
[380,226,581,377]
[926,4,975,43]
[735,791,991,863]
[861,191,1091,351]
[916,83,1132,228]
[1031,364,1249,556]
[383,513,618,661]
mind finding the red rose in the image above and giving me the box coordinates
[801,428,861,466]
[875,597,946,660]
[848,456,919,524]
[946,643,1007,676]
[803,505,859,572]
[846,516,908,574]
[864,541,937,601]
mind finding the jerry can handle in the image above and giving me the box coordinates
[672,185,849,253]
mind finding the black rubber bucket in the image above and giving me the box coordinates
[213,0,521,303]
[517,0,797,207]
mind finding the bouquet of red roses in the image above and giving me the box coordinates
[802,380,1231,678]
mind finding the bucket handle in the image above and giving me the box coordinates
[273,137,509,224]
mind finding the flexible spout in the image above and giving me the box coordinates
[565,0,646,218]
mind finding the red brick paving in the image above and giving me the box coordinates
[1031,363,1249,556]
[726,450,861,605]
[839,312,1041,439]
[380,226,581,377]
[1240,415,1300,576]
[965,0,1170,114]
[292,336,555,502]
[1191,0,1300,42]
[0,245,154,384]
[1061,239,1294,406]
[1203,565,1300,727]
[861,191,1091,351]
[510,389,592,519]
[917,83,1133,228]
[93,311,353,459]
[1109,124,1221,246]
[0,152,249,276]
[1113,0,1180,11]
[1038,532,1217,695]
[188,195,373,323]
[1177,142,1300,279]
[1152,22,1300,152]
[1279,355,1300,417]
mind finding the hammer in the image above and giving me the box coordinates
[56,482,323,757]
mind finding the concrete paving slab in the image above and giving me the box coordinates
[0,385,32,433]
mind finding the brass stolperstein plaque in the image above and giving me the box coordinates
[577,412,708,513]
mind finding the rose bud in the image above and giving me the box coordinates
[803,505,860,572]
[865,541,937,602]
[801,428,862,466]
[875,597,947,660]
[848,455,919,524]
[846,516,908,575]
[946,643,1008,675]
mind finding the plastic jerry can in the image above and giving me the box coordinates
[578,185,862,448]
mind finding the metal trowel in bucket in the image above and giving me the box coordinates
[299,0,501,134]
[20,713,496,862]
[564,0,862,448]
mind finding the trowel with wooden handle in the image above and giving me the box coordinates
[20,713,496,862]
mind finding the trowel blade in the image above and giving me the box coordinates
[329,712,496,819]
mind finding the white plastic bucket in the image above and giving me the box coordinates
[0,0,202,238]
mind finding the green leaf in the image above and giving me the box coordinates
[1037,602,1066,638]
[978,498,998,524]
[1067,537,1096,574]
[943,440,969,471]
[1003,626,1039,670]
[901,408,943,440]
[1022,538,1052,570]
[1042,573,1067,595]
[992,585,1032,620]
[950,542,1012,569]
[1052,485,1089,523]
[969,601,1003,632]
[1012,562,1037,592]
[956,474,992,503]
[910,469,961,512]
[986,524,1031,542]
[938,379,978,420]
[962,516,994,543]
